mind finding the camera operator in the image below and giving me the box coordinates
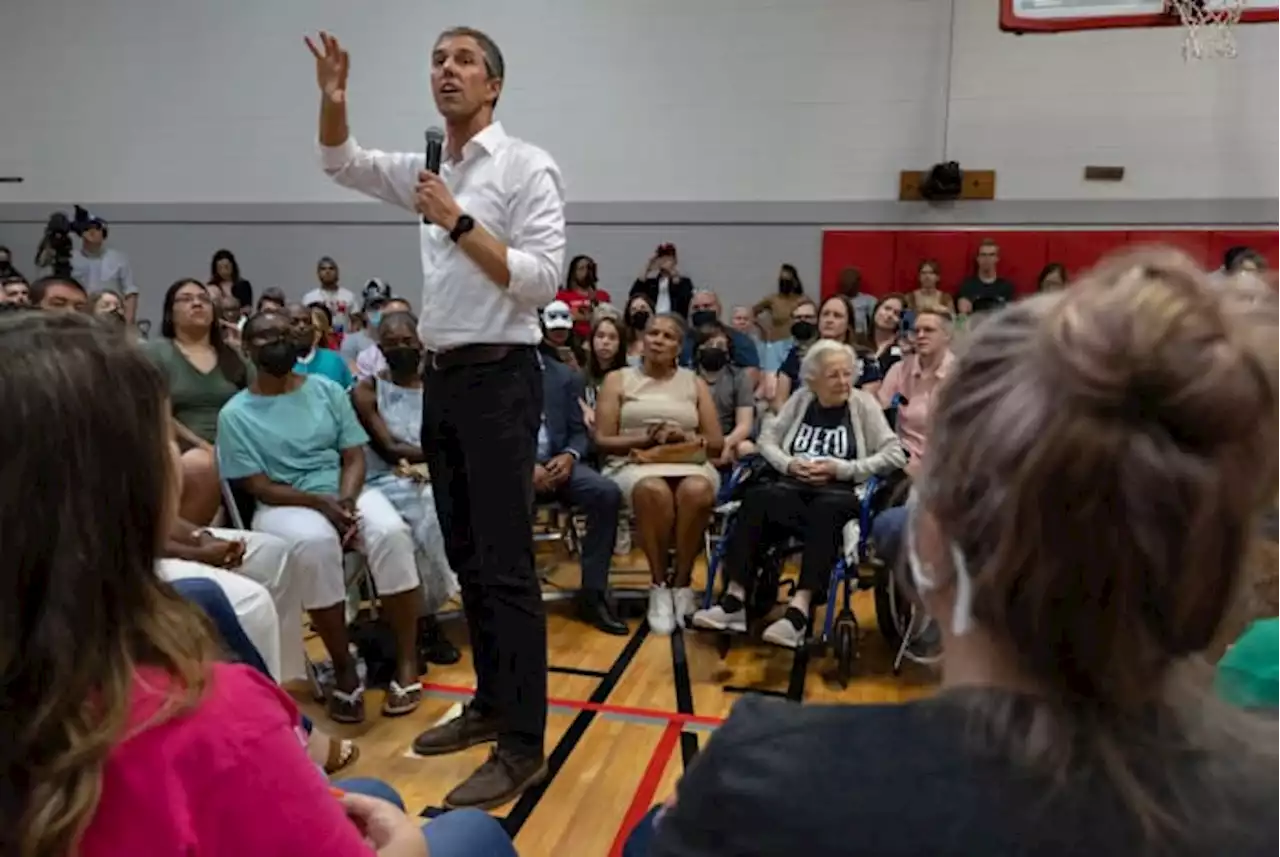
[36,210,137,322]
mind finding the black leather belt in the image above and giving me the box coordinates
[425,343,532,372]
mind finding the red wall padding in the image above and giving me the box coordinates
[821,229,1279,299]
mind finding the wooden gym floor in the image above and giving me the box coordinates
[292,545,937,857]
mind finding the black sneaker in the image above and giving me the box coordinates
[418,616,462,666]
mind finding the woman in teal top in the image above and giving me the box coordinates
[289,302,353,388]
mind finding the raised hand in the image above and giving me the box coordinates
[305,31,350,104]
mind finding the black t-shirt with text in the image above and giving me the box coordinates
[789,401,857,461]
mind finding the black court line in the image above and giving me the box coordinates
[500,621,651,836]
[669,630,700,768]
[418,622,651,831]
[548,664,610,679]
[785,646,809,702]
[721,685,790,699]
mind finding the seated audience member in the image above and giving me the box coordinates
[291,302,354,388]
[356,297,414,379]
[752,264,807,342]
[342,278,392,366]
[145,278,250,525]
[0,309,508,857]
[1037,262,1068,292]
[652,249,1280,857]
[209,248,253,310]
[623,293,655,365]
[833,267,877,338]
[692,322,756,471]
[558,254,611,339]
[351,311,461,664]
[906,259,955,313]
[1224,246,1266,276]
[0,245,21,281]
[256,286,287,313]
[30,274,88,312]
[595,313,723,634]
[682,290,760,382]
[1,275,30,305]
[218,311,425,724]
[216,291,245,347]
[876,304,954,478]
[1211,532,1279,709]
[693,340,905,647]
[866,293,907,377]
[631,242,694,318]
[89,288,128,325]
[580,314,628,432]
[956,238,1016,314]
[540,299,582,368]
[773,295,880,411]
[534,339,627,635]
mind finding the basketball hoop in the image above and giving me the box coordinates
[1167,0,1247,59]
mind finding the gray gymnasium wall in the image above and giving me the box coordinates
[1,198,1274,327]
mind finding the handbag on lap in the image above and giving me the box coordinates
[628,439,707,465]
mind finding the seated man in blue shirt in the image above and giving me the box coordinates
[536,350,627,636]
[680,290,760,386]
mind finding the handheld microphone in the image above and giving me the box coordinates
[422,127,444,224]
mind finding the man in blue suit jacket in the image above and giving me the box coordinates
[536,347,626,635]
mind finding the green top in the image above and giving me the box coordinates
[144,339,246,444]
[1215,618,1279,710]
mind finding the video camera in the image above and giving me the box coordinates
[38,205,98,279]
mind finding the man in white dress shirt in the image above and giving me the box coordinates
[309,27,564,808]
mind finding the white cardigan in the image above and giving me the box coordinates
[760,388,906,484]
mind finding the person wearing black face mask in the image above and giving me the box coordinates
[680,291,760,388]
[753,263,807,343]
[694,323,756,474]
[221,310,437,725]
[623,294,656,365]
[351,310,462,668]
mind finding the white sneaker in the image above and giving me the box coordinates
[691,603,747,634]
[762,615,807,649]
[647,586,676,635]
[672,587,698,629]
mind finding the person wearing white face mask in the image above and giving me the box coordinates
[645,248,1279,857]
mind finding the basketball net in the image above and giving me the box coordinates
[1167,0,1247,59]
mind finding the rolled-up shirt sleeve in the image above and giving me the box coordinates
[504,162,566,308]
[319,137,422,213]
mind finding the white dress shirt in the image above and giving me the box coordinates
[320,122,565,352]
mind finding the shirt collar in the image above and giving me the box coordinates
[448,121,508,164]
[911,349,955,380]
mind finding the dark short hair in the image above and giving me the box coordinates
[30,275,86,305]
[256,287,286,310]
[693,321,729,349]
[243,309,288,340]
[436,27,505,107]
[377,310,418,338]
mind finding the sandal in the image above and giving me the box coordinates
[382,680,423,717]
[327,685,366,724]
[323,737,360,775]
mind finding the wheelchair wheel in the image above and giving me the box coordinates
[834,616,857,688]
[873,561,905,649]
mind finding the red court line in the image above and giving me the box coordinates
[420,681,725,727]
[608,721,681,857]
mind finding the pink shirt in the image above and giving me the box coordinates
[877,350,955,477]
[82,663,374,857]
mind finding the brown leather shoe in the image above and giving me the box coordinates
[443,748,548,810]
[411,704,500,756]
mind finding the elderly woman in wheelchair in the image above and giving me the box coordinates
[693,340,906,648]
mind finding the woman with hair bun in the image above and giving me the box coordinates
[643,248,1278,857]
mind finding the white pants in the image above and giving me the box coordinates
[157,557,283,682]
[253,487,420,613]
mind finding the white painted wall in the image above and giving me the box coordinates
[0,0,951,204]
[0,0,1274,204]
[947,0,1279,200]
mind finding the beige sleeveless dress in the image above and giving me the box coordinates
[602,366,721,503]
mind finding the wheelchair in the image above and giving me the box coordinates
[699,464,918,686]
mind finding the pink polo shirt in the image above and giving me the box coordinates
[81,663,374,857]
[877,350,955,477]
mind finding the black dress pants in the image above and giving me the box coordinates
[723,479,860,603]
[422,346,545,755]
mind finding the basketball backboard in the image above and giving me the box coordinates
[1001,0,1278,32]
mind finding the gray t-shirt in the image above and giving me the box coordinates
[702,366,754,436]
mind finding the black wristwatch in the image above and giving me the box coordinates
[449,214,476,244]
